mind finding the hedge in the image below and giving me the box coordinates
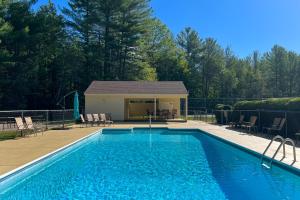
[234,98,300,111]
[215,104,232,110]
[231,97,300,138]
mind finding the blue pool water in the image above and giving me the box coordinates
[0,128,300,199]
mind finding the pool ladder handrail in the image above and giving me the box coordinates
[261,135,297,169]
[261,135,285,169]
[149,114,152,129]
[283,138,297,163]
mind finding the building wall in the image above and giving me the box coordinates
[128,102,154,116]
[85,94,188,121]
[85,95,125,121]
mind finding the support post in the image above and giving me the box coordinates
[285,111,288,138]
[46,110,49,130]
[185,97,188,121]
[56,90,77,130]
[62,98,65,129]
[258,110,261,132]
[154,98,157,120]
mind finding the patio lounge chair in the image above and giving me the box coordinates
[93,114,104,126]
[105,113,114,125]
[86,114,94,126]
[230,115,245,128]
[242,116,258,133]
[15,117,27,137]
[223,111,229,124]
[100,113,113,126]
[80,114,88,127]
[266,118,286,136]
[24,117,43,136]
[262,118,281,133]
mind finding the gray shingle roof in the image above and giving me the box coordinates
[84,81,188,95]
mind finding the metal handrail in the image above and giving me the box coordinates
[261,135,297,169]
[261,135,285,168]
[283,138,297,162]
[261,135,285,159]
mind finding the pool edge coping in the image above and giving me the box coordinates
[0,129,102,182]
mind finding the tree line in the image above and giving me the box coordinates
[1,0,300,110]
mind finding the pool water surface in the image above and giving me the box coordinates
[0,128,300,200]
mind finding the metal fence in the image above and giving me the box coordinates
[0,110,74,131]
[187,98,300,139]
[213,109,300,139]
[2,107,299,139]
[188,98,265,111]
[188,109,216,123]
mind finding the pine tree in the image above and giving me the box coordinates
[63,0,97,88]
[177,27,203,97]
[265,45,288,97]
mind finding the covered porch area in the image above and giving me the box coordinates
[124,95,188,121]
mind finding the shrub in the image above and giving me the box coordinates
[215,104,232,110]
[214,104,232,124]
[233,97,300,138]
[0,131,19,141]
[234,98,300,111]
[286,97,300,111]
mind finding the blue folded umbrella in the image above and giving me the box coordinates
[73,91,80,120]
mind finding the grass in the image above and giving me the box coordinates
[0,122,75,141]
[0,130,20,141]
[0,130,36,141]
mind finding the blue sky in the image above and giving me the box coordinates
[34,0,300,58]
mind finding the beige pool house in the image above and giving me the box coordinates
[84,81,188,121]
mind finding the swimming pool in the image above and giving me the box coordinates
[0,128,300,199]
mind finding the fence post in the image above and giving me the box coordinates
[221,110,223,124]
[285,111,288,138]
[46,110,49,130]
[258,110,261,132]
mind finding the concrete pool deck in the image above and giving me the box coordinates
[0,121,300,175]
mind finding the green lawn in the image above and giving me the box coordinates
[0,130,20,141]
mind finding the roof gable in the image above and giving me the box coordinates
[84,81,188,95]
